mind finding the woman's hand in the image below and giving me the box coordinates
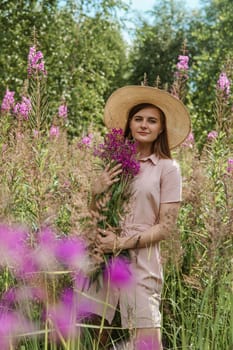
[92,163,122,195]
[96,228,119,254]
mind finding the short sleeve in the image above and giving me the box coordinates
[160,160,182,203]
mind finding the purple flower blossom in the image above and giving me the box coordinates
[181,132,195,148]
[33,129,39,138]
[1,89,15,113]
[95,128,140,176]
[17,253,39,278]
[14,96,32,120]
[28,46,47,76]
[48,289,81,340]
[81,133,93,147]
[49,125,60,137]
[227,158,233,173]
[1,286,45,306]
[1,288,17,307]
[104,257,132,288]
[55,236,86,269]
[176,55,189,71]
[0,310,34,349]
[32,228,59,272]
[58,104,68,118]
[0,225,29,272]
[207,130,218,141]
[217,72,230,96]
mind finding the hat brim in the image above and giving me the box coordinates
[104,85,191,149]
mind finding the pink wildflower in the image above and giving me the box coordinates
[81,133,93,147]
[181,132,195,148]
[16,132,24,140]
[32,228,58,271]
[95,128,140,176]
[49,125,60,137]
[217,72,230,96]
[0,225,28,272]
[207,130,218,141]
[1,286,45,306]
[28,46,47,76]
[104,257,132,288]
[176,55,189,71]
[0,310,34,349]
[48,289,81,340]
[55,236,86,270]
[58,104,68,118]
[1,89,15,113]
[227,158,233,174]
[14,96,32,120]
[33,129,39,138]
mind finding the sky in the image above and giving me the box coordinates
[123,0,201,44]
[129,0,201,12]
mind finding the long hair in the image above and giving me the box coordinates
[124,103,171,159]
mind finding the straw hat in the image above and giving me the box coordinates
[104,85,191,149]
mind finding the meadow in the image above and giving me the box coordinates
[0,44,232,350]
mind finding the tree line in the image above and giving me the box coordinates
[1,0,233,145]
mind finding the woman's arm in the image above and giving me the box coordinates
[97,202,180,253]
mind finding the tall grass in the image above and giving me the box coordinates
[0,44,232,349]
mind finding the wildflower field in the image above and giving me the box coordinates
[0,42,232,350]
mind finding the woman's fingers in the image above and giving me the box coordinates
[93,163,122,195]
[109,164,122,175]
[105,163,122,177]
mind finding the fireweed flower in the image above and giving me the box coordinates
[48,288,82,340]
[207,130,218,141]
[1,286,45,308]
[14,96,32,120]
[1,288,17,307]
[176,55,189,71]
[1,89,15,113]
[94,128,140,176]
[181,132,195,148]
[0,310,34,349]
[104,256,132,288]
[88,129,140,286]
[227,158,233,174]
[81,133,93,147]
[217,72,230,96]
[49,125,60,137]
[28,46,47,76]
[33,129,39,138]
[32,228,59,271]
[0,225,29,272]
[58,104,68,118]
[55,236,87,270]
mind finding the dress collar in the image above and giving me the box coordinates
[139,153,159,165]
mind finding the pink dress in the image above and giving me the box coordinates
[80,154,181,328]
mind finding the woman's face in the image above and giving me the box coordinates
[129,106,163,145]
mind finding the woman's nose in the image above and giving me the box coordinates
[141,119,147,128]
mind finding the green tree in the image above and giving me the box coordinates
[126,0,192,87]
[0,0,128,135]
[187,0,233,145]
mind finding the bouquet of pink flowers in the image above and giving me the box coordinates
[88,128,140,287]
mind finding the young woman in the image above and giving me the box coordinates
[84,85,191,349]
